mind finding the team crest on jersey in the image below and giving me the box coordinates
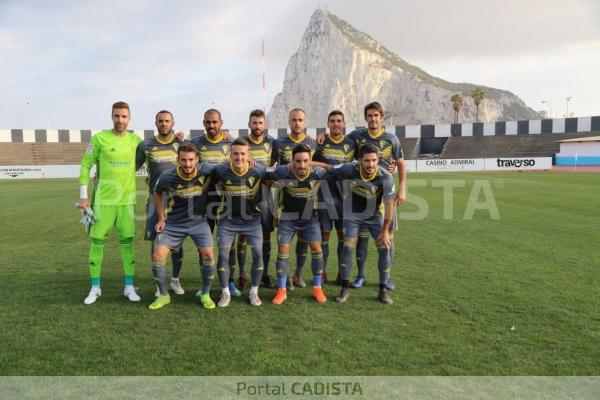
[198,176,205,185]
[222,145,229,153]
[201,146,207,150]
[248,177,255,186]
[344,144,349,152]
[226,180,232,185]
[177,184,183,189]
[371,186,377,194]
[152,146,158,151]
[264,143,270,151]
[380,140,387,148]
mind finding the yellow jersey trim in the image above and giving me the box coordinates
[230,162,250,177]
[206,132,224,144]
[367,128,385,139]
[177,166,198,181]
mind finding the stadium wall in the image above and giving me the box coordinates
[1,116,598,143]
[0,157,552,179]
[555,139,600,166]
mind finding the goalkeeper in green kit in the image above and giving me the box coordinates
[79,101,142,304]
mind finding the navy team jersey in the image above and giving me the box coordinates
[268,165,328,216]
[211,163,270,220]
[243,134,275,167]
[136,135,179,193]
[272,134,316,165]
[190,133,231,164]
[153,163,215,225]
[331,163,395,217]
[313,134,356,199]
[348,128,403,171]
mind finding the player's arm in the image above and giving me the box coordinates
[153,174,168,233]
[392,137,406,204]
[264,165,287,186]
[311,161,332,171]
[78,136,100,209]
[175,131,186,142]
[316,132,328,145]
[135,141,146,171]
[377,199,393,248]
[270,140,279,166]
[395,159,407,204]
[330,162,353,180]
[154,191,166,233]
[376,174,395,248]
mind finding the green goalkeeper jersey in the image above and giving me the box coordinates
[80,130,142,206]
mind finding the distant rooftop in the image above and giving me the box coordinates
[557,136,600,143]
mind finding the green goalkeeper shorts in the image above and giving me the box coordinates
[89,205,136,239]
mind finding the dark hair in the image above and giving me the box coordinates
[204,108,222,120]
[358,143,379,159]
[232,138,249,147]
[177,142,199,156]
[292,143,311,158]
[364,102,384,118]
[327,110,345,121]
[155,110,173,120]
[249,109,265,120]
[112,101,130,112]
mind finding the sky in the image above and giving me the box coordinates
[1,0,599,130]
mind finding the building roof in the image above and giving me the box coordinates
[557,136,600,143]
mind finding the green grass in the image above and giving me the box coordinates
[0,172,598,375]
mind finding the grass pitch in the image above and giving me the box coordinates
[0,172,598,375]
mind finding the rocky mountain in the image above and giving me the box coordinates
[267,9,541,128]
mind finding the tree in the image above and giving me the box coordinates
[451,94,463,124]
[471,87,485,122]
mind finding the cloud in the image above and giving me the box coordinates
[0,0,598,129]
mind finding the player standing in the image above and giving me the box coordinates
[149,143,217,310]
[239,109,277,288]
[136,110,185,296]
[211,138,273,307]
[318,102,406,290]
[269,144,328,305]
[79,101,142,304]
[330,144,395,304]
[190,109,241,297]
[313,110,356,283]
[271,109,316,289]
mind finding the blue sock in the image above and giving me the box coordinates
[278,276,287,289]
[312,275,322,287]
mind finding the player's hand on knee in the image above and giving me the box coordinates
[376,231,391,249]
[394,189,406,205]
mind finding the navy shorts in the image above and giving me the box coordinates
[155,219,213,250]
[258,185,275,232]
[277,213,321,244]
[318,195,343,233]
[343,215,384,241]
[143,194,159,241]
[217,216,263,248]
